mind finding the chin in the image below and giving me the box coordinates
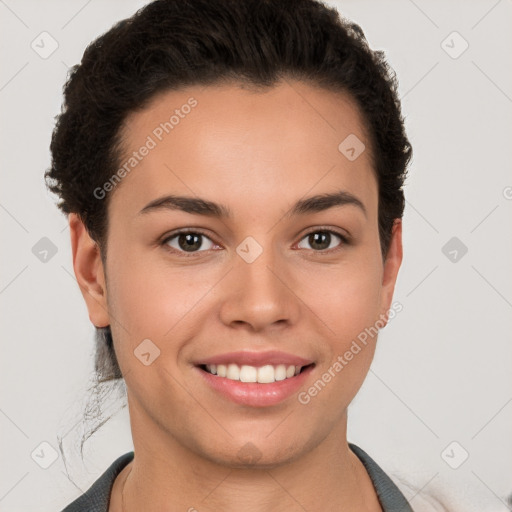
[197,436,311,470]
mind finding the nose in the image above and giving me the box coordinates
[218,240,300,333]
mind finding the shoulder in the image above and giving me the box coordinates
[60,452,134,512]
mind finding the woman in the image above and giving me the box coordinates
[47,0,416,510]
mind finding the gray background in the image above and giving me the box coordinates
[1,0,511,510]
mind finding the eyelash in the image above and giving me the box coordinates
[159,227,350,258]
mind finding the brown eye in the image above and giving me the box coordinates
[297,230,347,252]
[162,231,216,254]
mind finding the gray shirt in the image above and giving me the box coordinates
[61,443,414,511]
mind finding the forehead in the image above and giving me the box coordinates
[109,80,377,219]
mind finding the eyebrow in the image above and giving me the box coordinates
[138,189,367,219]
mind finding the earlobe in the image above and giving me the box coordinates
[69,213,110,328]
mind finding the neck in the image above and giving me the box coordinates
[114,397,381,512]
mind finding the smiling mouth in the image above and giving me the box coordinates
[198,363,314,383]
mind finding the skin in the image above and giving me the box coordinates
[69,80,403,512]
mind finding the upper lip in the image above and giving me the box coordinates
[194,350,314,367]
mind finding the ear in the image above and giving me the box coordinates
[379,219,403,325]
[69,213,110,328]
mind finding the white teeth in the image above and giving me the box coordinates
[226,363,240,380]
[274,364,287,381]
[257,365,275,383]
[204,363,302,383]
[239,365,258,382]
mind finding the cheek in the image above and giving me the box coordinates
[105,256,204,403]
[105,249,224,370]
[106,247,197,330]
[315,256,383,339]
[297,264,382,420]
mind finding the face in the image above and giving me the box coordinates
[71,80,402,468]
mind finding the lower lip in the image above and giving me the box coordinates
[195,365,315,407]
